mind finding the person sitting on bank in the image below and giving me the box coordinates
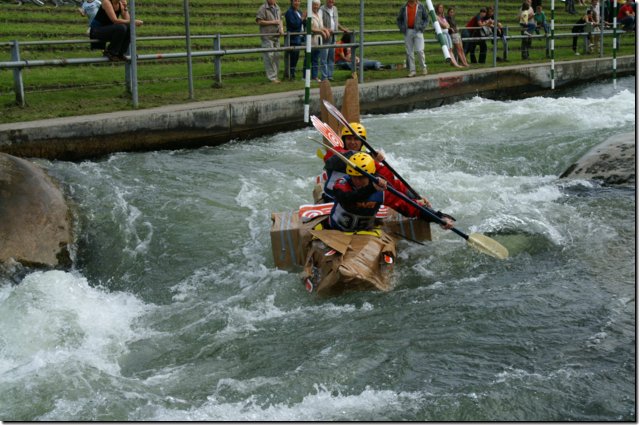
[89,0,143,61]
[334,32,384,71]
[327,152,454,232]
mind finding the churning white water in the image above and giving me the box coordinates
[0,76,635,421]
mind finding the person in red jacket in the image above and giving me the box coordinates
[327,152,455,232]
[321,122,421,202]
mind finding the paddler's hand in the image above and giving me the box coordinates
[373,177,387,191]
[374,149,385,163]
[440,217,455,230]
[416,197,432,209]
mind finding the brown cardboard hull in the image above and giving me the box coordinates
[270,209,431,296]
[302,229,396,297]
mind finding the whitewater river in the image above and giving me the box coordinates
[0,76,635,421]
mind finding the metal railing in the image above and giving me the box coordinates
[0,25,626,106]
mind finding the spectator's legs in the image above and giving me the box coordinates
[404,29,417,73]
[261,38,280,81]
[478,40,487,63]
[414,32,427,72]
[320,34,335,80]
[311,47,321,80]
[619,15,635,30]
[289,45,300,79]
[91,24,129,56]
[467,41,478,63]
[521,30,529,58]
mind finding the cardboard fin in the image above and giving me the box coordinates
[341,77,360,123]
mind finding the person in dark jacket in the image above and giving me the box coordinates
[89,0,143,61]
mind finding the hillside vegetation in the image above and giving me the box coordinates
[0,0,634,122]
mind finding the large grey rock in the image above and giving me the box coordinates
[0,153,73,268]
[560,132,636,185]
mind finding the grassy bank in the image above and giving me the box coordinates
[0,0,635,124]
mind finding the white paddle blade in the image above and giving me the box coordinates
[467,233,509,260]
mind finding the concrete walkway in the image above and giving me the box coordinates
[0,56,635,161]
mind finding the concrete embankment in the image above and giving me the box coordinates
[0,56,635,161]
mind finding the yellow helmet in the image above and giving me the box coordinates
[346,152,376,176]
[340,122,367,141]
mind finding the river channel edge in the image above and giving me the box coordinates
[0,56,636,161]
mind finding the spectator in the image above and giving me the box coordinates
[566,0,577,15]
[89,0,143,62]
[256,0,284,83]
[396,0,429,77]
[518,0,535,59]
[335,32,384,70]
[485,5,508,60]
[310,0,331,82]
[285,0,305,80]
[79,0,101,35]
[534,4,550,34]
[320,0,349,81]
[572,8,595,54]
[520,2,536,36]
[446,6,469,67]
[435,3,463,68]
[463,7,489,64]
[617,0,636,30]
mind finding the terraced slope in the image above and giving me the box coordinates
[0,0,634,122]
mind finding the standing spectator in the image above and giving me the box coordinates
[397,0,429,77]
[446,6,469,66]
[566,0,577,15]
[520,2,536,35]
[320,0,350,81]
[518,0,535,59]
[463,7,489,64]
[79,0,101,35]
[311,0,331,82]
[89,0,143,61]
[285,0,305,80]
[617,0,636,30]
[572,8,595,54]
[435,3,463,67]
[256,0,284,83]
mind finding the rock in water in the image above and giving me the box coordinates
[560,132,636,185]
[0,153,73,269]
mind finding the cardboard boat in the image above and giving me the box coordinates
[270,202,431,296]
[270,77,432,296]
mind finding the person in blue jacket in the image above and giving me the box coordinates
[284,0,305,80]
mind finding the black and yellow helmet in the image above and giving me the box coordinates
[346,152,376,176]
[340,122,367,141]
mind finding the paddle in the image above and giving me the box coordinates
[322,99,421,200]
[307,120,509,259]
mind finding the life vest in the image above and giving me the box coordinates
[328,178,384,232]
[323,170,347,200]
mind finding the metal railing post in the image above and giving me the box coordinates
[10,41,25,106]
[184,0,194,99]
[129,0,139,108]
[284,33,291,80]
[213,34,222,87]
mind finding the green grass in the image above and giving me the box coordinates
[0,0,635,123]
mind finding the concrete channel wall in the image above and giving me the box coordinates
[0,56,635,161]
